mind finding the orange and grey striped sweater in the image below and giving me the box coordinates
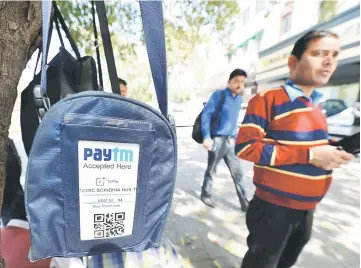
[235,80,331,210]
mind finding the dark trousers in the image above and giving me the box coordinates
[241,196,314,268]
[201,136,248,208]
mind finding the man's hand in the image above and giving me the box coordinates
[309,145,355,170]
[203,139,214,151]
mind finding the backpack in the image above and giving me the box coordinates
[192,90,226,143]
[24,0,177,261]
[20,2,101,156]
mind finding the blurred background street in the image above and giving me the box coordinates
[6,0,360,267]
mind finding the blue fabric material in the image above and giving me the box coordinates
[139,1,168,117]
[201,88,242,139]
[40,0,52,94]
[25,0,176,261]
[283,79,323,104]
[25,92,177,260]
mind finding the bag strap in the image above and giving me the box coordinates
[139,1,168,118]
[40,1,83,95]
[94,1,169,118]
[33,49,41,79]
[95,1,169,117]
[36,0,81,120]
[91,1,103,90]
[54,15,65,48]
[40,0,53,95]
[214,90,226,119]
[94,1,119,94]
[52,2,81,60]
[32,0,53,121]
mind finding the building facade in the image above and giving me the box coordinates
[227,0,360,105]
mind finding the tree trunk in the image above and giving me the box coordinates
[0,2,42,267]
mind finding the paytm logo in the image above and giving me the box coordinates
[84,147,133,162]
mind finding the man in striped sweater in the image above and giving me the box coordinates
[236,30,355,268]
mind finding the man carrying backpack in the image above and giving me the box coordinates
[200,69,249,211]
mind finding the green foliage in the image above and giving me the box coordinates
[171,90,191,103]
[126,71,153,103]
[318,1,337,23]
[57,0,239,64]
[58,0,141,60]
[56,0,240,102]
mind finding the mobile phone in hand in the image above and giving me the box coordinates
[212,144,217,152]
[330,132,360,155]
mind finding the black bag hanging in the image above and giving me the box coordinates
[20,1,101,156]
[192,90,226,143]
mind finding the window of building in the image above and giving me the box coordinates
[256,0,266,14]
[256,34,263,52]
[243,7,250,25]
[281,13,292,34]
[318,1,337,23]
[280,1,293,36]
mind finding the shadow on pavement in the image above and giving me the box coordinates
[166,212,243,268]
[296,159,360,268]
[10,126,360,268]
[167,127,360,268]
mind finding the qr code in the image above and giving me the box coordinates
[93,212,125,239]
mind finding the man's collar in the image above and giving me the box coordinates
[283,79,323,104]
[225,88,241,98]
[225,87,233,95]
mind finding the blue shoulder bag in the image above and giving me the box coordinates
[25,0,177,261]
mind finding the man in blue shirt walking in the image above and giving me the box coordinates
[200,69,249,211]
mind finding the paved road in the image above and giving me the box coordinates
[164,127,360,268]
[9,126,360,268]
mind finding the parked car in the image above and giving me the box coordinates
[326,102,360,137]
[318,99,348,117]
[352,102,360,126]
[327,107,355,126]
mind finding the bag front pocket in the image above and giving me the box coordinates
[60,113,155,255]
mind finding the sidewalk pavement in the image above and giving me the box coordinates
[165,128,360,268]
[9,124,360,268]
